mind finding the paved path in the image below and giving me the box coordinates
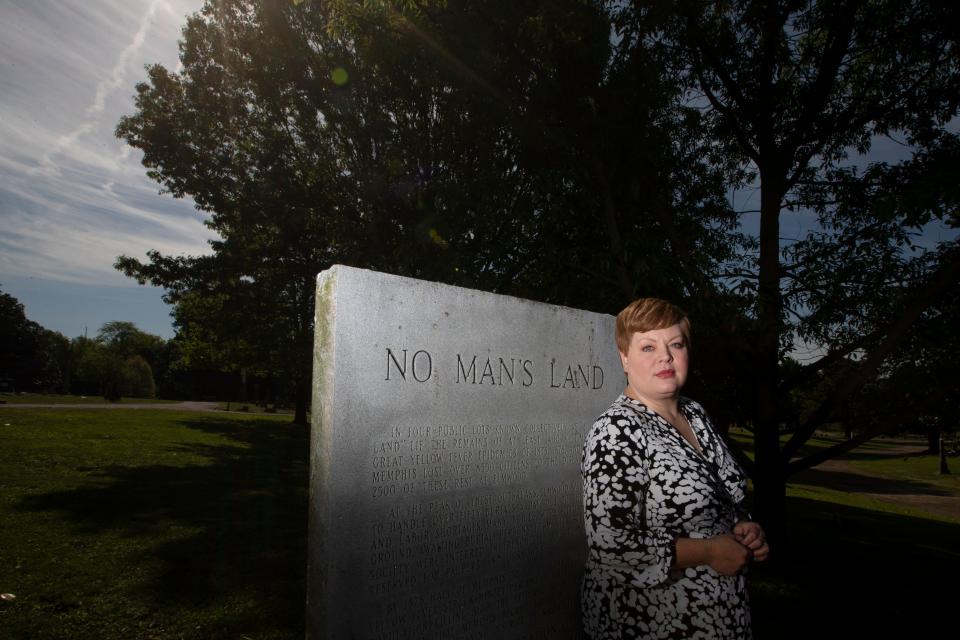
[0,401,220,411]
[793,442,960,520]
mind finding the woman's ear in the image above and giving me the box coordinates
[619,352,628,371]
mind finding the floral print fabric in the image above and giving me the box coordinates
[581,394,752,639]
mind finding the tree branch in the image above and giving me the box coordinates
[781,244,960,460]
[786,387,945,475]
[781,331,873,389]
[782,1,858,159]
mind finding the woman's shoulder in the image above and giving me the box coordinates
[588,395,655,438]
[597,393,648,419]
[679,395,709,418]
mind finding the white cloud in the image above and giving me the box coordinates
[0,0,209,287]
[0,1,208,338]
[87,0,165,117]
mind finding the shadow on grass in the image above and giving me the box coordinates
[750,495,960,638]
[791,464,956,497]
[15,417,308,639]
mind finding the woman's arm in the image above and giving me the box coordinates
[582,415,677,588]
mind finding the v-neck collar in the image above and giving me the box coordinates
[619,394,712,463]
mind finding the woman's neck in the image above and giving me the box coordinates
[624,386,681,421]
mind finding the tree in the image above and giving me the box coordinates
[610,0,960,536]
[93,322,165,400]
[116,0,741,423]
[0,287,70,392]
[96,321,165,363]
[1,287,43,389]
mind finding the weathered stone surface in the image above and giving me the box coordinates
[308,265,622,640]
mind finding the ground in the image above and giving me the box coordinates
[792,439,959,520]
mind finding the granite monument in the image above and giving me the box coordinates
[308,265,622,639]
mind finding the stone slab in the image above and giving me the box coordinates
[308,265,623,639]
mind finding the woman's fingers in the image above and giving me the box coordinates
[732,521,769,559]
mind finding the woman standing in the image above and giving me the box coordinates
[581,298,768,639]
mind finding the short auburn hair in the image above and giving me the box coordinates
[615,298,691,355]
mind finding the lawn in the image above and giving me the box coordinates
[0,409,306,640]
[1,410,956,638]
[844,440,960,494]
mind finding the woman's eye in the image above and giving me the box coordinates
[671,342,685,349]
[642,346,654,352]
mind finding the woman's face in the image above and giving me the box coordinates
[620,323,689,403]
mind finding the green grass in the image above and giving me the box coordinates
[0,409,306,640]
[0,393,179,405]
[732,428,960,515]
[845,446,960,494]
[1,410,957,638]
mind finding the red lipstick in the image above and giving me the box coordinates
[655,369,675,378]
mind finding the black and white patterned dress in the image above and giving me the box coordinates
[581,394,752,639]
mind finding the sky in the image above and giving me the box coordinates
[1,2,955,344]
[1,0,209,340]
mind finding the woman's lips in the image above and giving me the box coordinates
[655,369,675,378]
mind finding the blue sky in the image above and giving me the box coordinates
[1,1,209,339]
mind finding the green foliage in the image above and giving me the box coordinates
[86,322,166,401]
[0,289,173,400]
[96,321,165,363]
[113,0,959,525]
[605,0,960,531]
[68,336,106,396]
[115,0,741,422]
[0,287,70,392]
[123,355,156,399]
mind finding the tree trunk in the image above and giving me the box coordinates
[752,166,786,541]
[939,433,951,475]
[927,428,940,455]
[293,374,309,425]
[752,463,787,547]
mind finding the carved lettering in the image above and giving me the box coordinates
[549,360,602,390]
[362,421,594,635]
[592,365,604,389]
[479,359,496,385]
[386,348,433,382]
[386,348,407,381]
[498,357,515,385]
[562,365,577,388]
[456,354,536,387]
[577,364,590,388]
[456,354,477,383]
[411,349,432,382]
[522,359,534,386]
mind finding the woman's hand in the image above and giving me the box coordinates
[733,520,770,562]
[705,534,753,575]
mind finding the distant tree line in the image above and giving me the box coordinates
[0,287,287,403]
